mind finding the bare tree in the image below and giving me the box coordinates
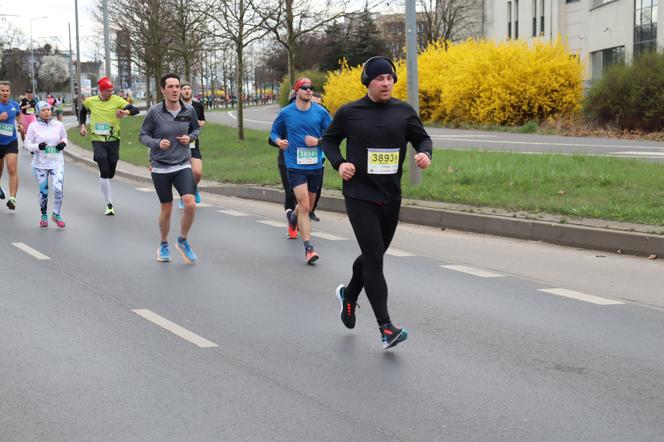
[0,20,27,49]
[99,0,175,102]
[170,0,212,82]
[419,0,483,49]
[204,0,267,140]
[256,0,349,87]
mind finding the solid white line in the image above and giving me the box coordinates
[538,288,624,305]
[429,137,661,150]
[431,134,495,139]
[132,309,218,348]
[135,187,154,192]
[12,243,50,260]
[311,232,346,241]
[611,151,664,157]
[257,220,287,228]
[440,265,504,278]
[217,209,249,216]
[386,248,414,257]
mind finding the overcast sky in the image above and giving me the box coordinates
[2,0,98,61]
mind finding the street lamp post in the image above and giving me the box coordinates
[405,0,421,185]
[30,16,48,94]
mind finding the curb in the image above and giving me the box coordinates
[64,147,664,258]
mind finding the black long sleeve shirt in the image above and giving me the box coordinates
[321,95,433,203]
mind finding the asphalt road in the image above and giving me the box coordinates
[207,105,664,160]
[1,150,664,441]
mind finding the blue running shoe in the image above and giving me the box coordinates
[178,199,185,209]
[195,191,201,204]
[157,242,171,262]
[380,323,408,350]
[0,186,5,199]
[176,236,198,263]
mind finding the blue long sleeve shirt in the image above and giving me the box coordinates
[270,102,331,170]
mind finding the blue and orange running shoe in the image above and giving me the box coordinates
[176,236,198,263]
[380,323,408,350]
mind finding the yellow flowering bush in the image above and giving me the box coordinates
[323,39,583,126]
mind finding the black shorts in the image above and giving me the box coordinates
[191,145,202,159]
[151,168,195,203]
[287,168,323,194]
[92,140,120,164]
[0,140,19,158]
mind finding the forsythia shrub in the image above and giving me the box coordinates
[323,39,583,126]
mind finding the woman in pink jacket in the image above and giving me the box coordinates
[24,101,67,228]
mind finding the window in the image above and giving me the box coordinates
[540,0,545,35]
[590,46,625,80]
[532,0,537,36]
[515,0,519,38]
[591,0,613,8]
[508,1,512,39]
[634,0,658,56]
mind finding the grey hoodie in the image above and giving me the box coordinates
[139,100,200,168]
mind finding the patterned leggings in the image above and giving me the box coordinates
[32,166,64,215]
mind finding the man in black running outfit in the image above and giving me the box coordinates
[321,56,432,350]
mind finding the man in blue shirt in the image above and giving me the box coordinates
[0,81,22,209]
[270,78,331,264]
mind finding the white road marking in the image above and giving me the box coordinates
[132,309,218,348]
[386,248,414,257]
[311,232,346,241]
[610,151,664,157]
[257,220,287,228]
[217,209,249,216]
[196,203,213,208]
[135,187,154,192]
[431,134,494,139]
[440,265,504,278]
[226,111,272,125]
[430,137,662,150]
[538,288,625,305]
[12,243,50,260]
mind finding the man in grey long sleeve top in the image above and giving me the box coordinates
[139,73,201,264]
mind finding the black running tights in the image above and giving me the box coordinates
[344,197,401,326]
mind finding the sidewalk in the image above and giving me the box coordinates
[63,141,664,258]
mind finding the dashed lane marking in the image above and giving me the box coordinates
[132,309,218,348]
[257,220,287,228]
[12,243,50,260]
[538,288,625,305]
[311,232,346,241]
[440,265,504,278]
[217,209,250,216]
[386,248,414,257]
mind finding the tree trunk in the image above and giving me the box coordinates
[236,40,244,140]
[286,0,296,87]
[145,72,152,109]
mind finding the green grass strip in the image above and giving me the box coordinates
[68,117,664,226]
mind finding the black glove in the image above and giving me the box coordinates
[38,142,47,150]
[56,142,66,151]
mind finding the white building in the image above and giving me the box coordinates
[482,0,659,82]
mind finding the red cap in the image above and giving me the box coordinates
[98,77,113,91]
[292,77,312,91]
